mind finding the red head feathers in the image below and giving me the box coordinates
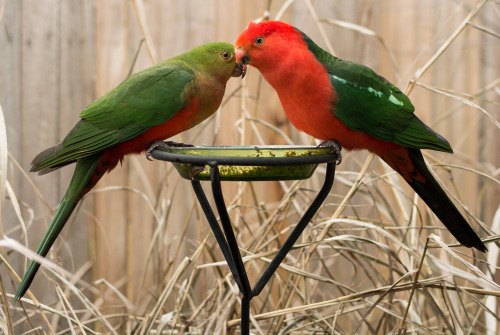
[234,20,337,141]
[235,20,307,72]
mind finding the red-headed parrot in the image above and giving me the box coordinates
[234,20,486,252]
[15,42,246,300]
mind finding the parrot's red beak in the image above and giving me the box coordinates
[235,47,250,65]
[235,47,249,79]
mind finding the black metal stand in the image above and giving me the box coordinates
[151,147,338,334]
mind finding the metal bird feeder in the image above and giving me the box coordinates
[150,144,340,335]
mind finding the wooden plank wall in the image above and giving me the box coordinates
[0,0,96,298]
[1,0,498,331]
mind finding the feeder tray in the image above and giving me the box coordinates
[154,145,339,181]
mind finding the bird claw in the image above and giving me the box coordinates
[317,140,342,165]
[146,141,195,161]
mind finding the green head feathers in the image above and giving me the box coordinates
[172,42,246,81]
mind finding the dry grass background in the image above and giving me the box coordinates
[0,0,499,334]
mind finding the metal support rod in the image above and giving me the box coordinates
[209,163,252,297]
[251,161,336,296]
[241,297,251,335]
[191,179,244,292]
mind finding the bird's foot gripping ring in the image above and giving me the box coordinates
[146,141,194,161]
[317,140,342,165]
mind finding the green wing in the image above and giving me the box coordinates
[300,31,452,153]
[32,61,194,172]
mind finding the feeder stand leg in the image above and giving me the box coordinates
[208,163,252,296]
[191,180,245,292]
[208,163,253,335]
[252,161,336,296]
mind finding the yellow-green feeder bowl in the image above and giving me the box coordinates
[153,145,339,181]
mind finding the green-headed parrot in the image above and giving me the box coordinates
[234,20,486,252]
[15,42,246,300]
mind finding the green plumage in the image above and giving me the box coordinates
[32,59,194,173]
[299,30,452,153]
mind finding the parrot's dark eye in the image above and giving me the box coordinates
[255,36,264,45]
[220,51,232,60]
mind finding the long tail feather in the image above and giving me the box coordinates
[407,149,486,252]
[15,154,102,300]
